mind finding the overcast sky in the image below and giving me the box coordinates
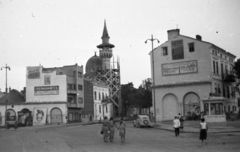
[0,0,240,91]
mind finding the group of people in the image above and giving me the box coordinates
[173,113,208,144]
[101,117,126,143]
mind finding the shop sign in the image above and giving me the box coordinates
[162,60,198,76]
[34,86,59,95]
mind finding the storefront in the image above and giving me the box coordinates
[202,97,226,122]
[68,109,82,123]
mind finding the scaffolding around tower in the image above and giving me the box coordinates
[96,56,121,116]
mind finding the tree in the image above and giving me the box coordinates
[234,59,240,94]
[121,83,137,116]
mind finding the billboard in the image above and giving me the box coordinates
[34,86,59,95]
[162,60,198,76]
[33,107,47,126]
[27,66,41,79]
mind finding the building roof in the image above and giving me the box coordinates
[85,53,102,74]
[151,30,236,58]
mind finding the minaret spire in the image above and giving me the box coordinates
[102,20,109,40]
[97,20,115,49]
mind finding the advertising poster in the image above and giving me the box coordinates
[171,39,184,60]
[162,60,198,76]
[34,86,59,95]
[44,75,51,85]
[27,66,40,79]
[33,108,47,126]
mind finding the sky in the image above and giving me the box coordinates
[0,0,240,91]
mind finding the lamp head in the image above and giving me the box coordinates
[145,40,148,44]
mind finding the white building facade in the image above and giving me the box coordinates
[93,82,113,120]
[151,29,238,122]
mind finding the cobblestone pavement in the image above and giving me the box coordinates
[0,122,240,152]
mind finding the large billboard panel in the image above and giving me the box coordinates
[162,60,198,76]
[34,86,59,95]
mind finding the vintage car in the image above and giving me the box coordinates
[6,115,18,129]
[133,115,153,128]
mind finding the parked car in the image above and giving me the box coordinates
[6,115,18,130]
[133,115,153,128]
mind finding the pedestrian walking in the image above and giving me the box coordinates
[118,121,126,143]
[199,118,208,144]
[102,116,110,142]
[173,116,180,136]
[109,117,117,142]
[179,115,184,132]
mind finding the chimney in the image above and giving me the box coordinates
[9,87,11,93]
[167,29,180,40]
[196,35,202,41]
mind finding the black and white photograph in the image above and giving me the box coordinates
[0,0,240,152]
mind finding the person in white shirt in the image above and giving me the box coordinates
[173,116,180,136]
[199,118,208,144]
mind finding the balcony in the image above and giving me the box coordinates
[223,73,235,83]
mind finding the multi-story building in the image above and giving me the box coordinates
[26,64,84,125]
[151,29,237,121]
[83,78,112,121]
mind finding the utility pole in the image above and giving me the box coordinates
[145,35,160,125]
[1,64,11,128]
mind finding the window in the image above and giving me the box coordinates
[162,47,168,56]
[188,43,194,52]
[78,85,82,91]
[213,61,215,74]
[223,84,225,97]
[106,105,108,113]
[78,72,82,78]
[210,103,223,115]
[220,54,222,58]
[73,84,76,90]
[99,92,101,100]
[227,86,230,98]
[94,91,97,100]
[228,106,230,112]
[204,103,209,115]
[102,93,104,100]
[68,84,72,90]
[99,105,101,113]
[213,60,219,74]
[73,71,76,77]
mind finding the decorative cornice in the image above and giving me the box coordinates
[152,80,212,88]
[0,101,66,105]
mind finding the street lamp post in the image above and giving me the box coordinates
[145,35,160,125]
[1,64,11,128]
